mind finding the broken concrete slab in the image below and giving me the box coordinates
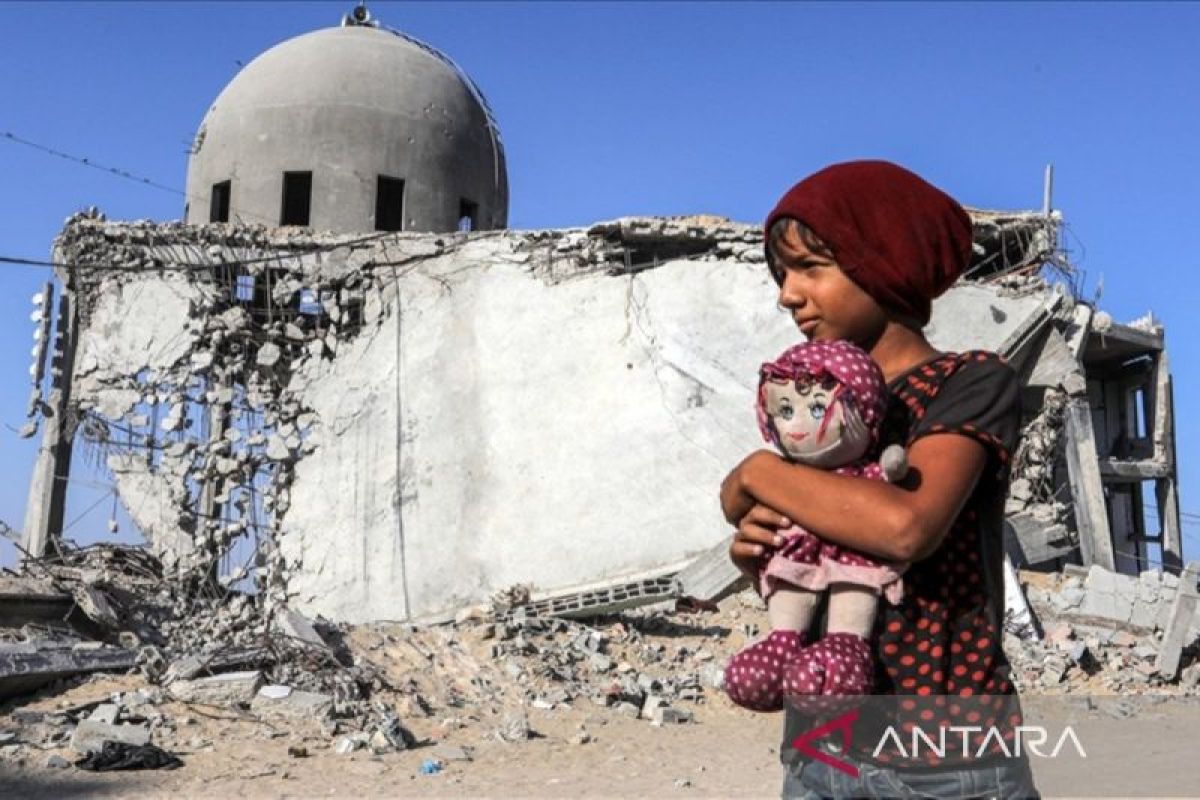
[89,704,120,725]
[274,608,327,649]
[70,719,151,754]
[250,685,333,719]
[0,577,75,628]
[650,705,694,726]
[1,643,138,700]
[1156,563,1200,679]
[169,670,262,705]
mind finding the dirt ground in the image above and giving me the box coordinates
[0,672,788,799]
[4,577,1200,800]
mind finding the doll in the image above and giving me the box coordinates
[724,339,908,711]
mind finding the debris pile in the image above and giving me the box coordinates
[1008,567,1200,693]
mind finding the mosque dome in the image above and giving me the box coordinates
[185,6,508,233]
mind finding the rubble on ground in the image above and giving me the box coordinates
[3,545,1199,777]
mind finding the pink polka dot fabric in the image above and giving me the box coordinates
[723,629,809,712]
[782,632,874,697]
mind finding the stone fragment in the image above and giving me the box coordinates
[335,735,366,755]
[496,711,531,743]
[89,704,121,725]
[432,743,472,762]
[169,670,262,705]
[266,435,291,461]
[1052,586,1086,612]
[70,720,151,754]
[651,706,694,726]
[1077,566,1137,623]
[590,653,614,672]
[1041,656,1068,685]
[46,754,71,769]
[1044,622,1074,649]
[613,701,641,718]
[256,342,282,367]
[275,608,326,648]
[1180,663,1200,689]
[251,686,332,719]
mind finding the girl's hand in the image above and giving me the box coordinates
[719,449,779,524]
[728,503,792,581]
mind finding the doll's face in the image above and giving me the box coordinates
[763,376,870,468]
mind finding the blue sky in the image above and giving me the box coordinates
[2,2,1198,567]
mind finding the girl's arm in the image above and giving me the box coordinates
[722,432,988,564]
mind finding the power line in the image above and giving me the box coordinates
[3,130,292,228]
[3,130,185,197]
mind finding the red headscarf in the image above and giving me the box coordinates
[764,160,973,325]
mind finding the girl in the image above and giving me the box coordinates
[720,160,1039,798]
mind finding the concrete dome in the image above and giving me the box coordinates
[185,23,508,233]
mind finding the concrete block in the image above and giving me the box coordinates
[613,701,641,718]
[432,743,472,762]
[650,705,694,726]
[250,685,332,719]
[1051,586,1086,612]
[1130,597,1161,629]
[275,608,326,648]
[641,695,667,719]
[70,720,151,754]
[1075,566,1137,623]
[89,704,120,725]
[169,670,262,705]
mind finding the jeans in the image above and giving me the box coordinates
[781,750,1040,799]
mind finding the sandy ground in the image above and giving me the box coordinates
[0,674,788,799]
[4,578,1200,799]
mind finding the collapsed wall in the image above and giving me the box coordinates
[40,216,795,622]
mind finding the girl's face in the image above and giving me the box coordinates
[772,222,888,348]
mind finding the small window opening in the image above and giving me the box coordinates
[210,180,232,223]
[458,199,478,232]
[281,171,312,226]
[235,274,255,303]
[375,176,405,231]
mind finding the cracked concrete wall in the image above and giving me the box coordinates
[52,217,795,621]
[279,241,797,621]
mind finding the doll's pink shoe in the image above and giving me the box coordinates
[782,632,874,698]
[723,629,809,712]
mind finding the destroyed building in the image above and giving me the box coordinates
[13,206,1187,623]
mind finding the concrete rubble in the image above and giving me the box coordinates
[2,569,1198,776]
